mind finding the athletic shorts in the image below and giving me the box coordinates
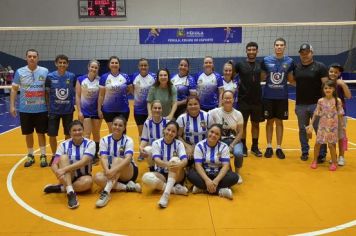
[118,164,139,184]
[102,111,130,123]
[134,113,148,126]
[83,115,100,119]
[19,112,48,135]
[238,101,264,123]
[263,99,288,120]
[48,113,73,136]
[72,174,92,183]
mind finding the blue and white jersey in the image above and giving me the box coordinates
[152,138,187,174]
[222,77,239,108]
[99,72,131,113]
[141,117,169,145]
[171,74,196,101]
[13,66,48,113]
[194,71,223,110]
[77,75,100,117]
[176,111,212,145]
[55,138,95,177]
[261,55,294,99]
[99,134,135,167]
[131,72,156,115]
[194,139,230,174]
[45,71,76,115]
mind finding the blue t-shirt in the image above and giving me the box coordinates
[261,55,294,99]
[99,72,131,113]
[194,71,223,110]
[13,66,48,113]
[45,71,76,115]
[131,72,156,115]
[171,74,196,101]
[77,75,100,117]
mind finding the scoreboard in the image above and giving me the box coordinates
[79,0,126,18]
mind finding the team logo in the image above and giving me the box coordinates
[55,88,69,100]
[270,72,284,84]
[38,76,45,81]
[106,79,112,85]
[217,151,222,159]
[198,79,203,84]
[119,146,125,156]
[172,151,178,158]
[200,121,206,128]
[66,79,70,85]
[282,64,288,70]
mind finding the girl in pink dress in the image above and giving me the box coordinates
[307,80,345,171]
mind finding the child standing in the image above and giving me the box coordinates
[307,80,345,171]
[328,63,351,166]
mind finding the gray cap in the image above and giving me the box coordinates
[299,43,313,52]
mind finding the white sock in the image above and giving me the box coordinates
[276,145,281,149]
[66,185,74,194]
[104,180,114,193]
[113,182,126,191]
[267,143,272,148]
[40,146,46,155]
[28,148,34,155]
[164,177,175,195]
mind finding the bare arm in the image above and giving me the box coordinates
[213,163,229,186]
[75,81,83,120]
[166,101,177,120]
[287,72,296,86]
[337,80,352,99]
[97,87,105,119]
[218,87,224,107]
[9,84,19,117]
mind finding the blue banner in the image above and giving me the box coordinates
[139,27,242,44]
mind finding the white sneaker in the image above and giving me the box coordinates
[126,181,142,193]
[237,174,243,184]
[218,188,233,200]
[173,184,188,195]
[338,156,345,166]
[96,191,111,208]
[192,186,206,194]
[158,192,170,208]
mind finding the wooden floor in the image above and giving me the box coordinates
[1,100,356,236]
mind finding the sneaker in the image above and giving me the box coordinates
[218,188,233,200]
[173,184,188,195]
[338,156,345,166]
[43,184,63,193]
[264,147,273,158]
[126,181,142,193]
[242,146,248,157]
[317,155,326,164]
[251,146,262,157]
[158,192,170,208]
[192,186,206,194]
[310,161,317,169]
[95,191,111,208]
[276,149,285,159]
[67,191,79,209]
[237,174,243,184]
[24,154,35,167]
[300,153,309,161]
[329,163,337,171]
[40,154,48,167]
[137,156,144,161]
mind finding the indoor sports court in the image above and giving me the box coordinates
[1,0,356,235]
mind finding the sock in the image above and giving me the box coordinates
[113,182,127,191]
[40,146,46,155]
[267,143,272,148]
[164,177,175,195]
[95,142,99,158]
[104,180,114,193]
[28,148,34,155]
[66,185,74,194]
[252,138,258,147]
[276,145,281,149]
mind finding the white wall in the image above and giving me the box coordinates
[0,0,355,27]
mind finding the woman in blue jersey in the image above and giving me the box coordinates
[177,95,212,166]
[171,59,197,118]
[222,61,238,109]
[43,120,96,209]
[187,124,239,200]
[147,68,177,120]
[98,56,131,133]
[139,100,168,168]
[76,59,102,164]
[142,121,188,208]
[194,56,224,111]
[94,116,141,208]
[129,58,156,137]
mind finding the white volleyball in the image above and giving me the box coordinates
[143,146,152,154]
[169,156,181,163]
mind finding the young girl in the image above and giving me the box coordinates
[307,80,345,171]
[328,63,351,166]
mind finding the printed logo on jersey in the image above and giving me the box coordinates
[270,72,284,85]
[55,88,69,100]
[200,121,206,128]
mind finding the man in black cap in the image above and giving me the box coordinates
[293,43,328,162]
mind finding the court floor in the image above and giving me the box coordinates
[0,99,356,236]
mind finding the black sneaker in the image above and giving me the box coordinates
[251,146,262,157]
[276,149,285,159]
[24,154,35,167]
[242,146,248,157]
[317,155,326,164]
[40,154,48,167]
[43,184,63,193]
[67,191,79,209]
[264,147,273,158]
[300,153,309,161]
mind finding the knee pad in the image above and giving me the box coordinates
[142,172,159,189]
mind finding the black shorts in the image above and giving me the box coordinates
[134,113,148,126]
[102,111,130,123]
[48,113,73,136]
[238,101,264,123]
[19,112,48,135]
[118,164,139,184]
[83,115,100,119]
[72,174,92,183]
[263,99,288,120]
